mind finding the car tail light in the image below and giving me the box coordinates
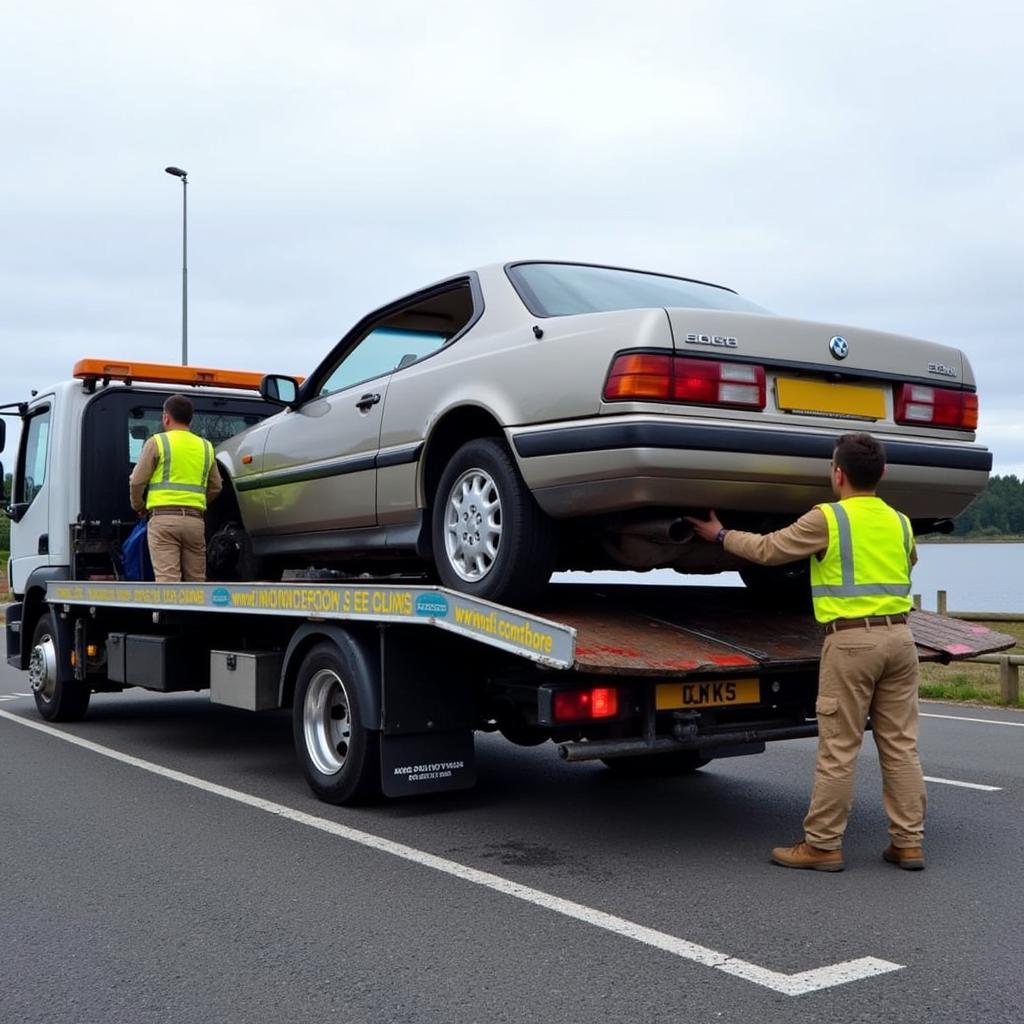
[603,353,673,400]
[895,384,978,430]
[604,353,765,409]
[552,686,620,722]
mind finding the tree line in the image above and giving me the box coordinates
[951,474,1024,537]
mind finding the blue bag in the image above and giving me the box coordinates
[122,519,154,581]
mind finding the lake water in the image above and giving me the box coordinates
[553,543,1024,613]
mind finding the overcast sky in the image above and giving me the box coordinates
[3,0,1022,473]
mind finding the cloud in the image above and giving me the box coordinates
[2,0,1021,475]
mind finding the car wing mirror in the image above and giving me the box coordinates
[129,425,150,440]
[260,375,300,407]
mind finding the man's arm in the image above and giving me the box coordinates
[686,508,829,566]
[129,437,158,514]
[206,455,223,504]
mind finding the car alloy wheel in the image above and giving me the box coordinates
[443,467,503,583]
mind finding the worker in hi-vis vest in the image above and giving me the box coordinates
[686,432,926,873]
[129,394,222,583]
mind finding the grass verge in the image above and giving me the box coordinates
[919,619,1024,708]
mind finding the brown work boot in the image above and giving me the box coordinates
[883,844,925,871]
[771,841,844,872]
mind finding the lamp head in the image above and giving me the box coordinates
[165,166,188,178]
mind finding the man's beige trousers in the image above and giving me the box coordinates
[147,515,207,583]
[804,622,927,850]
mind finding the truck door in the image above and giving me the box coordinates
[9,402,54,594]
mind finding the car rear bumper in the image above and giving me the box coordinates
[509,417,991,519]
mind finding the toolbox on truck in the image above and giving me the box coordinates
[107,633,208,692]
[209,650,283,711]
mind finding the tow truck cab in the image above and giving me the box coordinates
[3,360,275,669]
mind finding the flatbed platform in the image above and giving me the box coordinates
[46,579,1016,678]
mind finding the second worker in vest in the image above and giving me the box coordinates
[686,432,926,873]
[129,394,222,583]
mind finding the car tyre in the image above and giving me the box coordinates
[292,642,381,805]
[431,438,557,605]
[601,751,711,776]
[30,613,91,722]
[207,520,264,581]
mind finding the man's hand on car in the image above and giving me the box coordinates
[685,510,724,543]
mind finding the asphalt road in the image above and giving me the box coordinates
[1,644,1021,1023]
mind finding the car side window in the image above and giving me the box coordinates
[16,407,51,505]
[319,326,448,397]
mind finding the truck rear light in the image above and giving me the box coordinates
[604,353,765,409]
[895,384,978,430]
[552,686,619,721]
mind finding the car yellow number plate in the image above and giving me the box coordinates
[655,678,761,711]
[776,378,886,420]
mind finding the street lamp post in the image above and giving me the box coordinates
[164,166,188,365]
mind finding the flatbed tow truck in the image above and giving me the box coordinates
[2,361,1015,805]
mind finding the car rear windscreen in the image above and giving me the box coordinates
[507,262,768,317]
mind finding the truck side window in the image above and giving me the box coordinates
[17,408,51,505]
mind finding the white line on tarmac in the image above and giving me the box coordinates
[921,712,1024,728]
[0,708,902,997]
[923,776,1002,792]
[12,692,33,698]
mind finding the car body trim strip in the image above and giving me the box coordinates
[510,421,992,473]
[235,443,423,493]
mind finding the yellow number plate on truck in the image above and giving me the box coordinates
[655,678,761,710]
[776,378,886,420]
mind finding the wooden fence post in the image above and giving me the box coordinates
[913,593,922,611]
[937,590,947,615]
[999,657,1020,704]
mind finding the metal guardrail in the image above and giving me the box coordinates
[913,590,1022,702]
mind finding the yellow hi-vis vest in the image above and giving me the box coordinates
[810,496,914,623]
[146,430,214,511]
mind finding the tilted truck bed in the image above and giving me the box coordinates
[45,579,1016,675]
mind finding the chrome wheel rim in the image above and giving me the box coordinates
[303,669,352,776]
[29,634,58,703]
[444,468,502,582]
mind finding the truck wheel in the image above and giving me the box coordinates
[292,642,381,805]
[601,751,710,776]
[30,614,91,722]
[431,438,557,604]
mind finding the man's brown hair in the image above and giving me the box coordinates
[834,432,886,490]
[163,394,194,426]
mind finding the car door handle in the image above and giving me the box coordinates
[356,393,381,411]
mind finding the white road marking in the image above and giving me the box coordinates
[922,712,1024,728]
[12,692,33,698]
[0,709,901,997]
[923,776,1002,792]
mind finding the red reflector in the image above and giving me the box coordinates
[895,384,978,430]
[552,687,620,721]
[603,352,765,409]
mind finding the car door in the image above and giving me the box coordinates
[9,402,54,593]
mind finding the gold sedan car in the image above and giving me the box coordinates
[213,261,990,603]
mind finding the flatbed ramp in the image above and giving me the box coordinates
[47,580,1015,677]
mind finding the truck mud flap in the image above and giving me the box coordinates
[380,730,476,798]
